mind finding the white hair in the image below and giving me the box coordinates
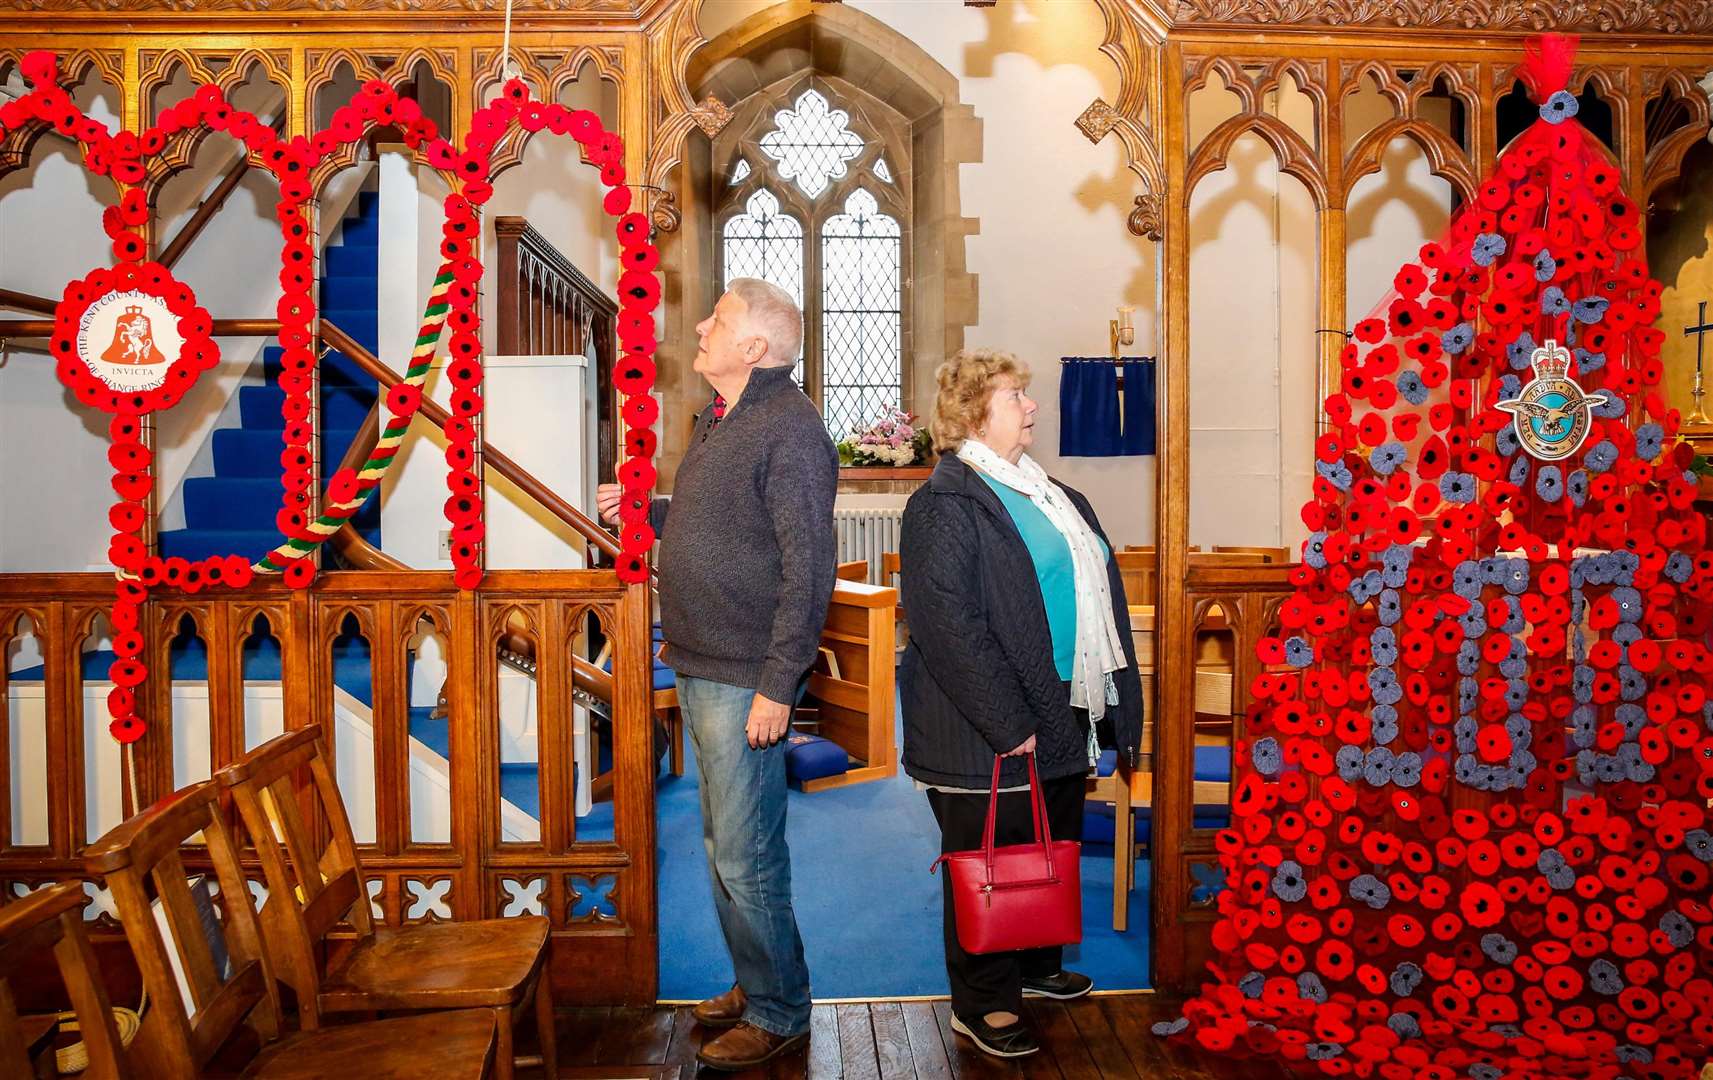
[727,277,803,366]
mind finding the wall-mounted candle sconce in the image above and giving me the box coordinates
[1109,305,1135,357]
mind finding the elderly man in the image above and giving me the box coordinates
[598,277,837,1070]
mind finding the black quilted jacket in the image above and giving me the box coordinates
[898,454,1144,790]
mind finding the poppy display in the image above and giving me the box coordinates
[1163,35,1713,1080]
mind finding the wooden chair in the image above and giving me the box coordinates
[1114,550,1157,605]
[1085,761,1136,932]
[881,551,908,646]
[0,882,121,1079]
[216,729,553,1080]
[799,580,898,790]
[81,781,498,1079]
[836,559,870,582]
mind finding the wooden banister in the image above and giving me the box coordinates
[319,319,622,563]
[0,317,281,337]
[0,288,54,315]
[156,109,287,272]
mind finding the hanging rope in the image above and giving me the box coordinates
[500,0,520,82]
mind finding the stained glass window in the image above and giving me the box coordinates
[729,158,750,185]
[722,188,806,382]
[820,189,901,439]
[873,157,893,184]
[759,89,864,199]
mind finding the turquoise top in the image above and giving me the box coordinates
[977,472,1107,681]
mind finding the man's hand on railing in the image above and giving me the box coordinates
[595,483,624,525]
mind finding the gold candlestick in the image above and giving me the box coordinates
[1686,300,1713,427]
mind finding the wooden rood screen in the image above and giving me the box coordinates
[0,570,658,1005]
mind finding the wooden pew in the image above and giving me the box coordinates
[800,580,898,791]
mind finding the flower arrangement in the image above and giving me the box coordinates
[838,405,932,467]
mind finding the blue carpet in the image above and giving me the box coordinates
[655,713,1152,1000]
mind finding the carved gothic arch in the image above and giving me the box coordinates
[1343,118,1478,207]
[1188,112,1329,212]
[1642,68,1713,200]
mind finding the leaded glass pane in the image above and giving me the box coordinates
[820,189,902,438]
[722,189,806,382]
[729,158,750,185]
[874,156,893,184]
[759,89,865,200]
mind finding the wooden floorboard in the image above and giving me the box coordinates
[540,995,1254,1078]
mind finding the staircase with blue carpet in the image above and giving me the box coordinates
[160,190,384,563]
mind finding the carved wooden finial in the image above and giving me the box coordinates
[689,93,733,138]
[1076,97,1121,143]
[1128,193,1163,241]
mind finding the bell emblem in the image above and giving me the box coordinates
[101,305,166,367]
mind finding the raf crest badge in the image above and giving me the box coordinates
[1495,338,1606,462]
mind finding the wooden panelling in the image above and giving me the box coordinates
[0,570,657,1005]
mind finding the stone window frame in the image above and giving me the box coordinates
[713,72,914,426]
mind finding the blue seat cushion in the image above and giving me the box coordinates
[1094,747,1230,784]
[785,734,849,786]
[601,653,676,692]
[1194,745,1231,783]
[1083,802,1230,845]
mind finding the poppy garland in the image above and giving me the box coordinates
[429,77,661,589]
[8,53,660,745]
[1162,36,1713,1080]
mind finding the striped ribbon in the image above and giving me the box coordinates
[255,264,456,572]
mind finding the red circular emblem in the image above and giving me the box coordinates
[50,262,215,415]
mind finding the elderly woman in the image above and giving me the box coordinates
[899,348,1143,1060]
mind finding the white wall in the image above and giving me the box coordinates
[1187,131,1317,551]
[0,82,129,571]
[852,0,1157,544]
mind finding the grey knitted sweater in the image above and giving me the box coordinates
[650,364,839,704]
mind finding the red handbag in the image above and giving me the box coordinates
[930,753,1082,954]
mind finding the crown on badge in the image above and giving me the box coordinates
[1531,338,1573,379]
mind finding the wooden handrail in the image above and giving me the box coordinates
[319,319,623,562]
[0,288,54,315]
[4,312,625,566]
[0,318,281,337]
[156,107,287,271]
[158,153,262,271]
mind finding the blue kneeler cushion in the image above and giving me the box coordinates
[784,733,849,786]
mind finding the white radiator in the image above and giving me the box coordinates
[833,508,904,584]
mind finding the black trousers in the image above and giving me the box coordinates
[926,774,1085,1019]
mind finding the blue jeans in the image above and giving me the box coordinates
[679,675,811,1037]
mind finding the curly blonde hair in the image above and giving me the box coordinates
[928,348,1031,453]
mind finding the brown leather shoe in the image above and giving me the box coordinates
[695,1022,808,1072]
[692,984,747,1029]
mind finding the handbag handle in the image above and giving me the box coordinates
[980,751,1058,887]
